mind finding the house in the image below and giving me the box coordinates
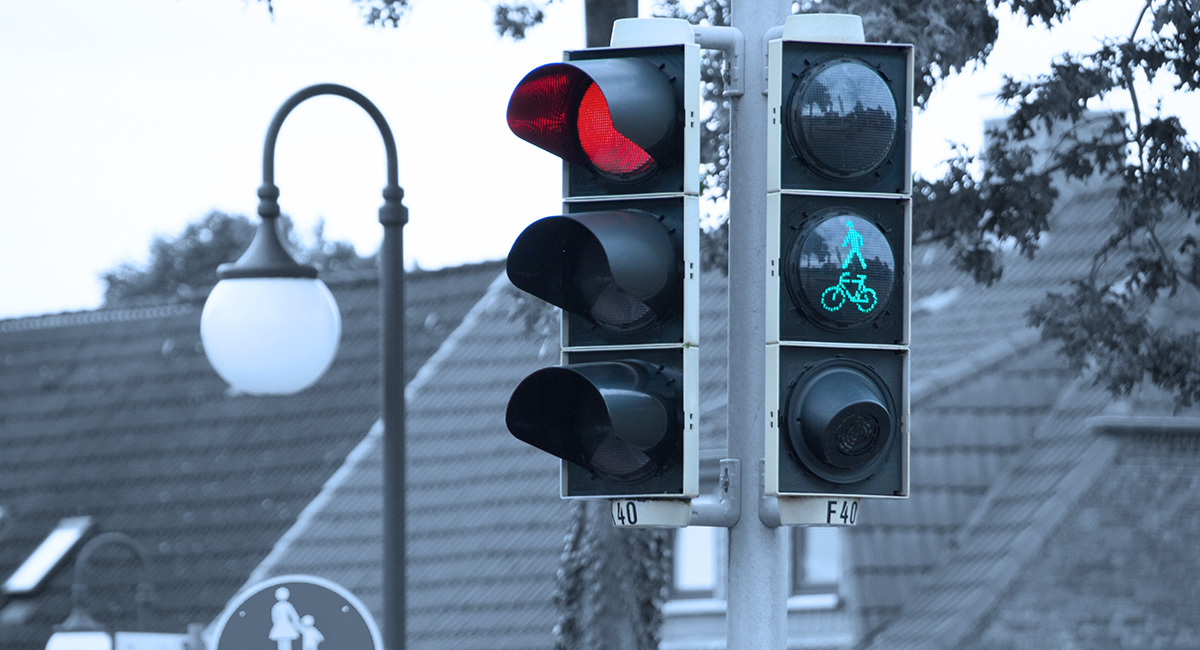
[3,169,1198,649]
[0,261,503,649]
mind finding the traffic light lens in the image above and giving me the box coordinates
[784,210,895,329]
[785,360,895,484]
[574,243,655,331]
[590,435,656,483]
[507,210,679,337]
[507,68,582,166]
[786,58,898,179]
[835,413,880,457]
[578,83,657,181]
[505,361,682,486]
[508,63,665,183]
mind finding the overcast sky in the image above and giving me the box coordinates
[0,0,1188,319]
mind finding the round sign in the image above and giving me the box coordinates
[212,575,382,650]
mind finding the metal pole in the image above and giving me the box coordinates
[379,181,408,650]
[726,2,790,649]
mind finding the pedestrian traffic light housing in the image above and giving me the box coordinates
[766,22,912,501]
[504,27,700,500]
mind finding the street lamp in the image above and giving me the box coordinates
[44,533,169,650]
[199,83,408,650]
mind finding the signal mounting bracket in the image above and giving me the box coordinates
[611,18,745,97]
[609,459,741,528]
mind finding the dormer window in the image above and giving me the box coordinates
[2,516,93,595]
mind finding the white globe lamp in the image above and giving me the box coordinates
[200,209,341,395]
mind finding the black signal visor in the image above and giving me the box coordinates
[506,210,680,335]
[784,359,896,485]
[505,360,683,485]
[507,58,679,183]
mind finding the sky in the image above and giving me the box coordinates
[0,0,1192,319]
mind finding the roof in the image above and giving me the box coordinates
[249,266,736,649]
[7,173,1198,650]
[854,174,1200,648]
[0,260,502,649]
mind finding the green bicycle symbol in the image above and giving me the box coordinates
[820,220,878,314]
[821,270,878,313]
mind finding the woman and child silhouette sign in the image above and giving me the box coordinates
[211,575,382,650]
[270,587,325,650]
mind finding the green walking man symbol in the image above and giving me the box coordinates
[842,220,866,270]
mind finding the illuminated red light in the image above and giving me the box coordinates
[507,65,658,182]
[577,83,656,179]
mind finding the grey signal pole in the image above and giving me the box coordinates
[726,2,790,649]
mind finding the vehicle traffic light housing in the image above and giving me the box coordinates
[505,32,700,500]
[766,30,912,500]
[507,198,689,347]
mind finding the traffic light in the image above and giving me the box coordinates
[504,26,701,499]
[765,26,913,500]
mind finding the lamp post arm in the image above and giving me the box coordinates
[261,83,399,189]
[257,83,408,227]
[60,532,151,632]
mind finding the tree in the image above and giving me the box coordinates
[255,0,637,48]
[552,502,670,650]
[904,0,1200,409]
[675,0,1200,410]
[101,211,373,308]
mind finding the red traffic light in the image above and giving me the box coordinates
[507,59,679,183]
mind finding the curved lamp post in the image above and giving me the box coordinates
[199,84,408,650]
[45,533,154,650]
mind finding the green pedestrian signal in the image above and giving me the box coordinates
[787,214,895,328]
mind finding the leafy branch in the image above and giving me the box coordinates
[921,0,1200,408]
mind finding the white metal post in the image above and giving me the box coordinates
[726,2,791,649]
